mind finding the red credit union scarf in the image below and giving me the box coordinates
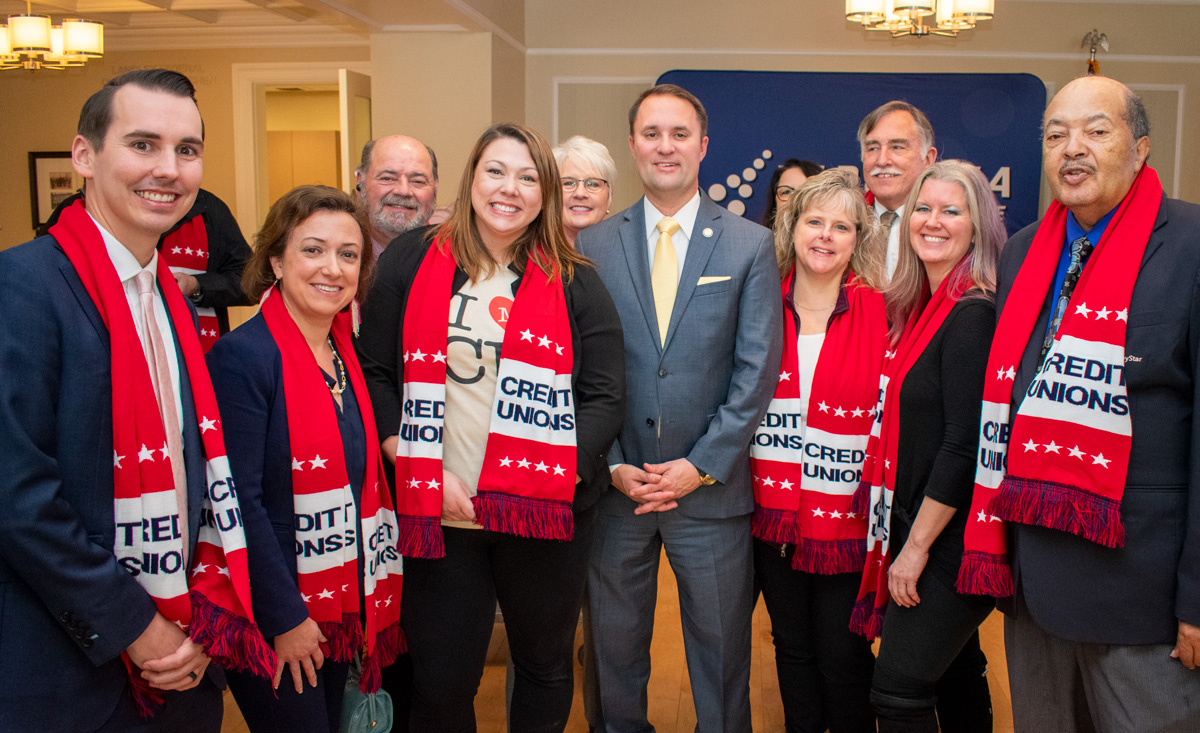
[851,274,972,638]
[50,201,274,713]
[957,166,1163,597]
[160,215,221,353]
[395,239,576,558]
[260,287,404,692]
[750,271,887,575]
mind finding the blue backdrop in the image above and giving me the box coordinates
[657,70,1046,236]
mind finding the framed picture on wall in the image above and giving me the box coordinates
[28,151,83,230]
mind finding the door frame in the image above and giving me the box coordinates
[232,61,371,237]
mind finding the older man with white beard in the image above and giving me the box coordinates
[354,134,438,261]
[856,101,938,282]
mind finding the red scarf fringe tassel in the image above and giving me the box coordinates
[396,514,445,559]
[956,550,1013,597]
[359,621,407,693]
[188,590,276,678]
[989,475,1125,548]
[751,507,800,545]
[849,591,884,639]
[473,491,574,541]
[793,537,866,575]
[849,480,871,518]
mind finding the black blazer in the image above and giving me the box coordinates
[998,194,1200,645]
[0,236,221,729]
[356,229,626,514]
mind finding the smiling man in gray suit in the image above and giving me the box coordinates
[575,84,782,732]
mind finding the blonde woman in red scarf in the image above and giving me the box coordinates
[853,160,1005,733]
[750,168,887,733]
[208,186,404,732]
[356,123,625,732]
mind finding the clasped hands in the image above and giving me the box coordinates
[612,458,704,515]
[126,612,211,692]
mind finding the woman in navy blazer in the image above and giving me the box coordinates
[208,186,381,733]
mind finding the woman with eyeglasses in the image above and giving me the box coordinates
[356,123,625,732]
[553,135,617,246]
[762,159,825,232]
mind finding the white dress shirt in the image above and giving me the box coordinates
[875,200,907,283]
[643,190,702,280]
[94,215,185,429]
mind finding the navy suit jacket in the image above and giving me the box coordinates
[998,195,1200,644]
[207,313,365,639]
[576,195,783,519]
[0,236,219,729]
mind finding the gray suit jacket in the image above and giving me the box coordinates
[577,195,782,519]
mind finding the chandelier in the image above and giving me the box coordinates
[846,0,994,37]
[2,0,104,70]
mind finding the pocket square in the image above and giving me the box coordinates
[697,276,731,285]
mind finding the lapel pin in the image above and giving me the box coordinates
[702,227,714,238]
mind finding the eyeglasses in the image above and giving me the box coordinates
[775,186,798,200]
[562,178,609,194]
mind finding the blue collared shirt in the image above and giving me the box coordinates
[1045,207,1117,334]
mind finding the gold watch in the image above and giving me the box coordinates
[697,470,717,486]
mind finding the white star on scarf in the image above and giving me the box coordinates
[779,371,791,381]
[833,406,847,417]
[818,401,830,413]
[762,477,775,487]
[521,329,534,342]
[317,589,335,599]
[199,417,217,433]
[1023,439,1039,452]
[218,566,230,577]
[114,451,124,468]
[517,458,531,469]
[1043,440,1061,453]
[184,247,195,256]
[426,478,441,490]
[499,456,513,467]
[1068,445,1086,459]
[1116,309,1128,322]
[553,465,565,476]
[830,510,843,519]
[1075,303,1092,318]
[433,351,447,363]
[172,247,183,254]
[310,455,328,469]
[1092,453,1111,468]
[978,511,988,522]
[192,562,209,576]
[535,461,549,473]
[1095,307,1111,320]
[851,407,864,418]
[812,508,825,517]
[779,479,793,490]
[410,349,426,362]
[409,478,421,488]
[293,457,305,471]
[556,345,564,355]
[538,335,552,348]
[159,443,171,460]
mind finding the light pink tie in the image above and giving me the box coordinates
[136,270,188,559]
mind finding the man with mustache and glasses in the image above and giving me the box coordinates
[354,134,439,261]
[856,100,938,282]
[958,75,1200,731]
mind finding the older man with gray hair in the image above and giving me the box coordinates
[355,134,438,261]
[857,100,937,281]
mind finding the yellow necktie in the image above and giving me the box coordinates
[651,217,680,346]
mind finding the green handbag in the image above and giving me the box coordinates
[340,654,394,733]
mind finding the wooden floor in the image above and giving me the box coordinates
[222,550,1014,732]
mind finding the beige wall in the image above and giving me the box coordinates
[525,0,1200,212]
[0,45,367,249]
[265,90,340,131]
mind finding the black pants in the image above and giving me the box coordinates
[754,539,876,733]
[402,507,596,733]
[226,658,350,733]
[96,674,224,733]
[871,570,994,733]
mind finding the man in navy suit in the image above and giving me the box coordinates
[0,70,224,731]
[576,84,782,732]
[997,75,1200,731]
